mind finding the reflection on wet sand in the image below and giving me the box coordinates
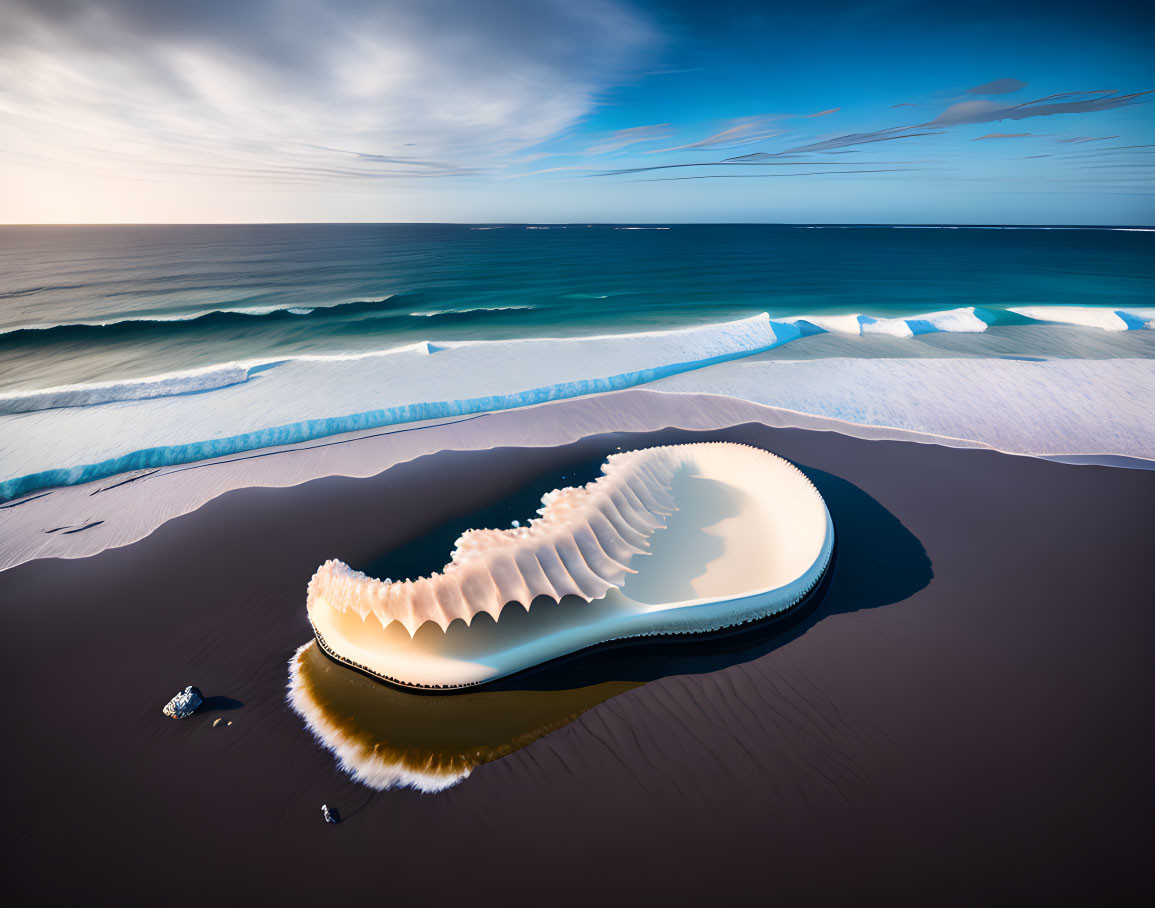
[287,640,641,792]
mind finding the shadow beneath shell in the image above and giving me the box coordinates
[289,464,931,792]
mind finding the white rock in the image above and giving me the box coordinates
[162,685,204,719]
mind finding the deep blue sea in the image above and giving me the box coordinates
[1,223,1152,392]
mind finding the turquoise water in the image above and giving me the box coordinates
[1,223,1152,391]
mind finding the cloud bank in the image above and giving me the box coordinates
[0,0,657,183]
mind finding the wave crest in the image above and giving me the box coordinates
[0,296,399,342]
[1,306,1152,501]
[0,363,258,415]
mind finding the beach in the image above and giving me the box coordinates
[4,1,1154,903]
[1,396,1151,906]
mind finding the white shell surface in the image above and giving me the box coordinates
[307,442,834,688]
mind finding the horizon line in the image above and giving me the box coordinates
[0,221,1152,229]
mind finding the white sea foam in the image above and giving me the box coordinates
[788,306,989,337]
[652,358,1155,460]
[407,305,536,317]
[0,363,256,415]
[0,305,1151,500]
[0,314,797,499]
[1008,306,1155,331]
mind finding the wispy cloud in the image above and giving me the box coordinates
[590,160,928,177]
[646,118,785,153]
[589,79,1151,184]
[968,78,1028,95]
[649,107,840,154]
[930,90,1152,126]
[624,168,924,183]
[583,124,672,155]
[504,165,603,179]
[748,128,941,156]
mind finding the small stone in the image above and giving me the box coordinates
[162,685,204,719]
[226,721,232,726]
[510,520,520,528]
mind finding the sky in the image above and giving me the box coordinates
[0,0,1152,224]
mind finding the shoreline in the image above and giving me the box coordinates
[2,388,1151,575]
[2,315,1152,504]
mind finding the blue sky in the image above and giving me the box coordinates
[0,0,1151,223]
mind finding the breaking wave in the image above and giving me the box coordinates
[2,305,1152,420]
[0,295,558,350]
[407,305,537,317]
[0,296,400,342]
[789,305,1154,336]
[4,295,1151,351]
[0,305,1152,501]
[0,362,260,415]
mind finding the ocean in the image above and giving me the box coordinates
[1,223,1152,500]
[2,223,1153,390]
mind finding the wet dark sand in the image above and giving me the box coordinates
[1,423,1152,906]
